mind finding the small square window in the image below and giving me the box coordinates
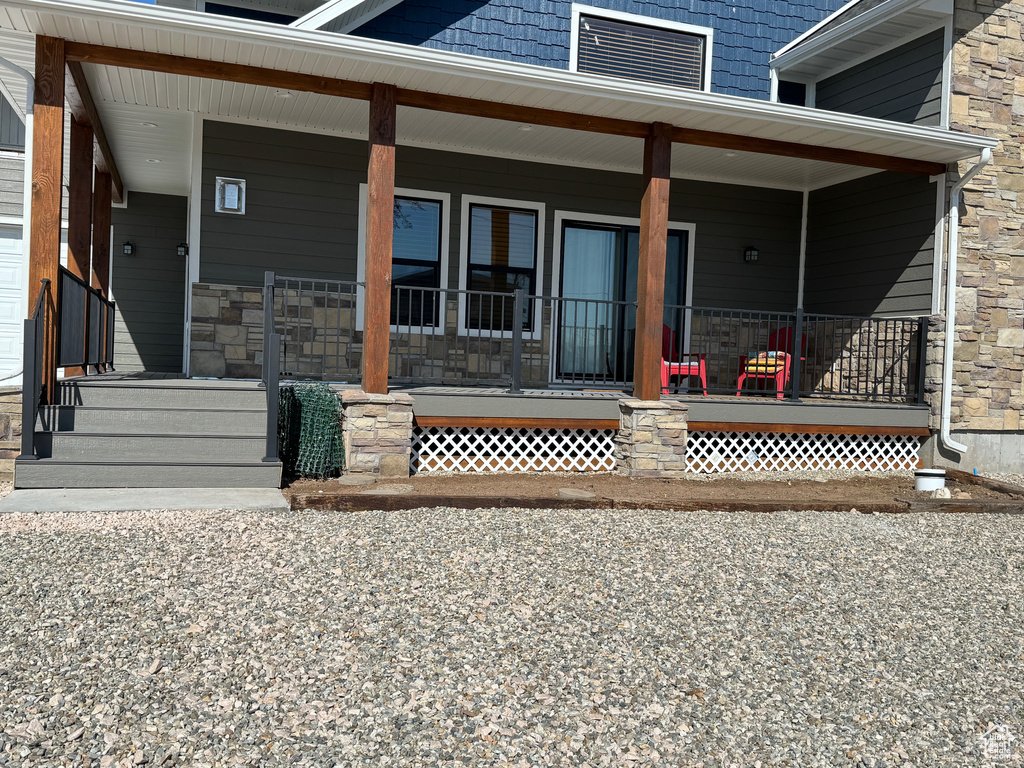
[215,177,246,214]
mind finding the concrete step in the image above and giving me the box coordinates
[14,459,282,489]
[39,433,267,463]
[37,406,267,436]
[56,382,267,410]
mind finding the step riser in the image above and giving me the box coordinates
[57,387,267,410]
[38,407,267,436]
[40,435,267,463]
[15,462,282,489]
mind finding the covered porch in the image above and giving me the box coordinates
[3,0,996,482]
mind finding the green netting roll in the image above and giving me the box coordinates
[279,383,342,479]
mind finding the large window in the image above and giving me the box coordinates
[465,203,539,331]
[357,186,450,330]
[571,6,713,92]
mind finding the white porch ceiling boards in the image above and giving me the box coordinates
[0,0,994,197]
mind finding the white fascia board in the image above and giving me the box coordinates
[771,0,944,72]
[290,0,401,32]
[0,0,996,161]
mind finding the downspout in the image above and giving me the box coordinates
[0,57,34,386]
[940,147,991,455]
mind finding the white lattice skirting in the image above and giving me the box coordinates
[686,430,921,473]
[411,426,617,473]
[410,427,920,474]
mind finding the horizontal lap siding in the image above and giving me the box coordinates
[200,121,801,310]
[816,29,944,125]
[0,157,23,219]
[804,172,936,316]
[112,193,188,372]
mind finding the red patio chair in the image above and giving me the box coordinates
[661,324,707,396]
[736,326,806,399]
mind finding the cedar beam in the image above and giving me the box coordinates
[62,41,944,175]
[633,122,672,402]
[30,35,65,404]
[91,170,112,296]
[66,61,125,203]
[362,83,396,395]
[671,126,946,176]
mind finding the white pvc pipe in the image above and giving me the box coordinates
[940,147,991,456]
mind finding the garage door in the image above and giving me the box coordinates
[0,225,24,382]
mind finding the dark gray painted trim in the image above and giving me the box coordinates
[816,29,944,126]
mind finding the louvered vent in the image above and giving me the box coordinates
[577,15,706,91]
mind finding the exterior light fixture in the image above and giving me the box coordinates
[744,246,759,263]
[177,242,189,257]
[122,241,135,256]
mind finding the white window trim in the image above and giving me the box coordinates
[549,210,696,384]
[930,172,946,315]
[457,194,546,341]
[355,184,451,333]
[569,4,714,93]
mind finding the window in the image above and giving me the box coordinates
[571,5,713,92]
[777,80,808,107]
[356,186,450,330]
[458,195,545,338]
[0,94,25,152]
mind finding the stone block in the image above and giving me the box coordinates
[963,397,989,417]
[190,350,226,378]
[997,328,1023,347]
[191,295,221,320]
[378,454,410,479]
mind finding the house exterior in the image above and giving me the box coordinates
[0,0,1012,485]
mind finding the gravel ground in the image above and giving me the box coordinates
[1,507,1021,767]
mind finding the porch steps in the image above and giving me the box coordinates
[15,379,281,489]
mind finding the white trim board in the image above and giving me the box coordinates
[456,194,546,341]
[355,183,451,333]
[569,3,714,93]
[290,0,402,32]
[184,112,203,376]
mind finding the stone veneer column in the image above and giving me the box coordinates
[614,398,689,477]
[340,390,414,478]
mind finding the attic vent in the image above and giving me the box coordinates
[576,14,707,91]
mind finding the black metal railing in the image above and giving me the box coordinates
[57,266,115,372]
[663,304,927,402]
[262,272,927,404]
[18,279,50,461]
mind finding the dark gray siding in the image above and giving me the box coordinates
[804,171,936,316]
[815,29,944,126]
[1,95,25,149]
[200,121,803,311]
[112,193,188,372]
[0,157,23,218]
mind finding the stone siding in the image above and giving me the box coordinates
[190,284,265,379]
[341,390,414,478]
[0,387,22,482]
[614,398,689,478]
[942,0,1024,432]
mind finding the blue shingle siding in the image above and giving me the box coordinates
[352,0,847,99]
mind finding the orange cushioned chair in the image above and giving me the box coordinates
[736,326,805,399]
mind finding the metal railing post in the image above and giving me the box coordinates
[261,270,275,387]
[509,288,525,394]
[263,332,281,463]
[789,307,804,401]
[916,316,929,405]
[17,317,40,460]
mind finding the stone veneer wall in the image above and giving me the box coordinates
[939,0,1024,433]
[190,284,265,379]
[340,390,414,478]
[614,398,689,477]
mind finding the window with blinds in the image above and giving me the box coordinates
[576,14,707,91]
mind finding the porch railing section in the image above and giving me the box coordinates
[18,279,50,461]
[57,266,116,373]
[663,304,927,402]
[264,272,927,404]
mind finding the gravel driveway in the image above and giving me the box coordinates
[0,507,1021,767]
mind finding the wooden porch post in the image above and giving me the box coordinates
[30,35,66,403]
[633,122,672,402]
[91,170,112,295]
[362,82,396,395]
[66,116,94,377]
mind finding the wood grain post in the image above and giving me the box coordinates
[66,117,94,377]
[91,170,112,295]
[30,35,66,404]
[633,122,672,402]
[362,82,396,395]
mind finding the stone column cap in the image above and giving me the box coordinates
[341,389,415,406]
[619,397,689,412]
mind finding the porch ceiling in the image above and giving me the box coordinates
[0,0,995,197]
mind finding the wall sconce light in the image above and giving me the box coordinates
[177,242,189,257]
[122,241,135,256]
[744,246,759,263]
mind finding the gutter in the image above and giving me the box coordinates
[939,147,991,456]
[0,56,33,387]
